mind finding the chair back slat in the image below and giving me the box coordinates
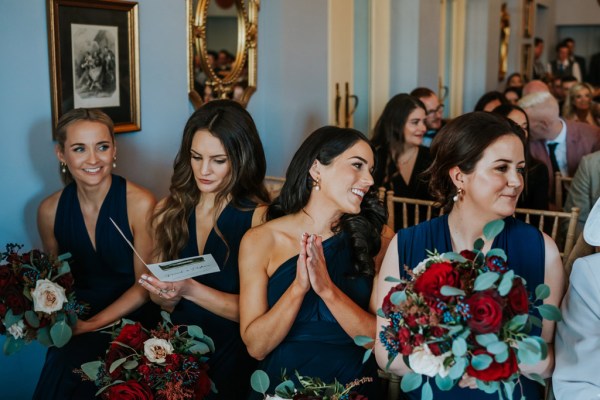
[383,190,443,231]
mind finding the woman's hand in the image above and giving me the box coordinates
[294,232,311,294]
[305,234,334,298]
[138,274,186,309]
[458,373,478,389]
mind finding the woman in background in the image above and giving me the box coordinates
[562,82,600,127]
[35,108,158,399]
[474,90,508,112]
[138,99,270,399]
[239,126,393,398]
[375,112,564,399]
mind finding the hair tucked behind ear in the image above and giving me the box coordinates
[268,126,387,276]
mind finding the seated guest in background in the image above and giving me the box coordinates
[410,87,445,147]
[559,75,579,113]
[138,100,270,399]
[505,72,524,90]
[533,37,548,80]
[375,112,564,399]
[504,86,523,105]
[564,150,600,236]
[371,94,433,228]
[563,82,600,127]
[563,37,586,80]
[519,91,600,204]
[554,198,600,400]
[523,79,551,97]
[589,51,600,87]
[35,109,159,399]
[548,42,582,82]
[239,126,392,399]
[492,103,549,211]
[474,90,508,112]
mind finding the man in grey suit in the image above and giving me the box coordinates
[519,91,600,205]
[553,198,600,399]
[564,151,600,236]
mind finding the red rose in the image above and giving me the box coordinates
[4,287,29,315]
[427,342,442,356]
[382,284,405,315]
[460,250,477,261]
[0,265,15,295]
[106,346,130,379]
[194,363,212,399]
[486,256,508,273]
[0,303,7,318]
[429,326,446,338]
[113,322,148,351]
[467,291,504,334]
[104,380,154,400]
[466,348,518,382]
[54,273,75,292]
[414,262,461,301]
[507,279,529,315]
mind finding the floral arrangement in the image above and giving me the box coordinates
[378,220,562,399]
[0,243,84,354]
[250,370,370,400]
[80,312,214,400]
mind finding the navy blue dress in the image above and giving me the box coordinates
[252,232,380,399]
[33,175,159,399]
[170,201,257,400]
[395,215,545,400]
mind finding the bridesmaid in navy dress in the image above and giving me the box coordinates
[34,109,158,399]
[375,112,565,399]
[138,100,270,399]
[239,126,394,398]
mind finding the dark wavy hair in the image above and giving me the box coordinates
[425,111,526,213]
[268,126,386,277]
[371,93,426,185]
[154,99,270,260]
[474,91,508,112]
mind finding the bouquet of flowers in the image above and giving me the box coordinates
[378,220,562,399]
[0,243,84,355]
[251,370,370,400]
[80,312,214,400]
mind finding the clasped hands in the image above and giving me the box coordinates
[138,274,186,304]
[295,232,333,297]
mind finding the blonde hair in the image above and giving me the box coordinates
[563,82,594,120]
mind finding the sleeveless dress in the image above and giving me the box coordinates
[251,232,380,399]
[395,215,545,400]
[33,175,159,399]
[170,200,257,400]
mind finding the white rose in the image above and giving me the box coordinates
[7,320,26,339]
[143,337,174,363]
[408,346,451,378]
[266,396,291,400]
[31,279,67,314]
[413,260,428,275]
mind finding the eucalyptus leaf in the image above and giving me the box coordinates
[362,348,373,364]
[483,219,505,241]
[109,357,128,374]
[120,318,135,326]
[495,350,509,363]
[384,276,402,283]
[458,328,472,340]
[476,379,499,394]
[57,260,70,275]
[354,335,375,346]
[422,380,433,400]
[474,272,500,291]
[530,316,543,328]
[435,374,454,391]
[538,304,562,321]
[530,336,548,360]
[486,341,508,355]
[37,326,52,347]
[497,270,515,296]
[187,325,204,339]
[528,373,547,386]
[391,291,407,305]
[81,361,102,380]
[58,252,72,261]
[471,354,493,370]
[123,360,138,370]
[50,320,72,348]
[517,340,542,364]
[485,248,507,261]
[24,310,40,328]
[502,379,516,400]
[474,238,485,251]
[160,311,172,325]
[449,357,466,380]
[385,354,397,371]
[441,286,466,297]
[400,372,422,392]
[250,370,270,394]
[476,333,499,347]
[3,336,24,356]
[189,341,210,355]
[377,308,386,318]
[4,309,22,327]
[199,334,215,353]
[441,252,468,263]
[452,337,467,357]
[535,284,550,301]
[506,314,529,331]
[274,380,295,397]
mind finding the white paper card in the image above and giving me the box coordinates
[109,217,220,282]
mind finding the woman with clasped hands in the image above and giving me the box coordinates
[239,126,393,399]
[138,100,270,399]
[374,112,565,399]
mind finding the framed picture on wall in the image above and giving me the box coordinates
[47,0,140,137]
[522,0,534,38]
[522,44,533,81]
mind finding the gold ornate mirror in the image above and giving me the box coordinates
[188,0,259,108]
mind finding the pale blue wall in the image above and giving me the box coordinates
[0,0,328,396]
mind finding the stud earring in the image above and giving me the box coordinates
[312,177,321,191]
[453,188,464,202]
[112,156,117,169]
[60,162,66,174]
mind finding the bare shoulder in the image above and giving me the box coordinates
[243,218,278,247]
[38,190,63,220]
[251,205,268,227]
[126,180,156,212]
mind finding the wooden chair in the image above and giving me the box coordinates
[379,188,443,231]
[264,176,285,200]
[554,172,573,207]
[513,207,580,262]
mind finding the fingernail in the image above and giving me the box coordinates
[138,279,144,284]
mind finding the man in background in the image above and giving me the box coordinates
[410,87,444,147]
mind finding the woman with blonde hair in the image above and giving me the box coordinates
[563,82,600,126]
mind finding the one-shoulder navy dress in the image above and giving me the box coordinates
[33,175,159,399]
[170,201,257,400]
[251,232,380,399]
[394,215,545,400]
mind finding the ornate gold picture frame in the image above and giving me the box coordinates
[47,0,140,137]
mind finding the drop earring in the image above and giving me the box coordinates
[112,156,117,169]
[453,188,464,202]
[60,162,66,174]
[312,177,321,191]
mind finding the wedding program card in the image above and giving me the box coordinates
[109,218,220,282]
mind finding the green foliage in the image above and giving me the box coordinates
[537,304,562,321]
[534,284,550,301]
[400,372,422,392]
[251,370,270,395]
[483,220,505,241]
[353,335,374,346]
[441,286,466,296]
[50,320,72,348]
[474,272,500,291]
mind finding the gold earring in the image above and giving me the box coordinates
[60,162,66,174]
[112,156,117,169]
[453,188,464,202]
[312,177,321,191]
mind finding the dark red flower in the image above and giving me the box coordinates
[4,287,29,315]
[507,279,529,315]
[460,250,477,261]
[413,262,461,301]
[427,342,442,356]
[429,326,446,338]
[466,348,518,382]
[486,256,508,273]
[105,346,129,380]
[382,284,404,315]
[194,363,212,399]
[466,290,504,334]
[104,380,154,400]
[54,273,75,292]
[0,265,15,296]
[0,303,7,318]
[113,322,148,351]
